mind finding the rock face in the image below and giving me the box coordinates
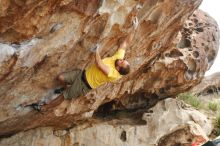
[191,72,220,95]
[0,99,213,146]
[0,0,219,144]
[190,72,220,139]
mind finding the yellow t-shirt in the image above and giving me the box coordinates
[85,49,125,89]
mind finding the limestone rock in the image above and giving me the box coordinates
[191,72,220,95]
[0,0,219,140]
[0,99,212,146]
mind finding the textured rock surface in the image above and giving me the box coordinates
[0,99,212,146]
[191,72,220,95]
[0,0,219,142]
[190,72,220,139]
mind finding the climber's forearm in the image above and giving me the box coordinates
[126,32,135,44]
[95,50,110,75]
[119,33,135,50]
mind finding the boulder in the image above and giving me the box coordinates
[191,72,220,96]
[0,0,219,140]
[0,99,212,146]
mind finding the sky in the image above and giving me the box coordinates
[199,0,220,76]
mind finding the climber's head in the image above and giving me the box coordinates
[115,59,130,75]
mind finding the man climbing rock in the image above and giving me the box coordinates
[31,17,139,112]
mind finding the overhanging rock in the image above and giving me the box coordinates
[0,0,219,138]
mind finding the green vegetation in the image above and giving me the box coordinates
[208,102,219,111]
[177,92,201,108]
[178,92,220,137]
[216,115,220,129]
[177,92,220,111]
[215,115,220,135]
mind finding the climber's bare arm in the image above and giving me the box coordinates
[95,49,110,75]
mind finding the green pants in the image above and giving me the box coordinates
[62,69,91,100]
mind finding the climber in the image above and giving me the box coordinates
[30,17,139,112]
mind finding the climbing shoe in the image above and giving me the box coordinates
[31,103,42,112]
[29,101,46,112]
[54,87,65,94]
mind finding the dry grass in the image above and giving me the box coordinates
[208,102,219,112]
[177,92,201,108]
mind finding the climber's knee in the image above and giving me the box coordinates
[57,74,65,82]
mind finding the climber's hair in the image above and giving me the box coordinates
[119,64,130,75]
[116,59,130,75]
